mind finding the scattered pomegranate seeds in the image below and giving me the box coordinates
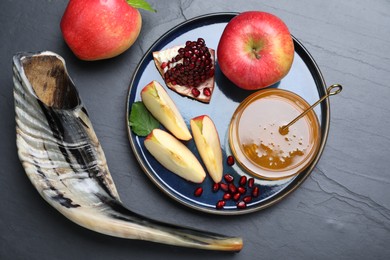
[223,193,232,200]
[248,177,255,188]
[252,186,260,198]
[243,196,252,203]
[237,201,247,209]
[233,192,241,201]
[228,183,237,194]
[227,155,235,166]
[216,200,226,209]
[194,187,203,197]
[238,186,246,194]
[239,176,247,186]
[224,174,234,183]
[192,157,261,210]
[212,183,220,192]
[220,183,229,192]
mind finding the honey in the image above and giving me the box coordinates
[229,88,320,180]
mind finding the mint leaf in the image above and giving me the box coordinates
[126,0,156,12]
[129,101,159,136]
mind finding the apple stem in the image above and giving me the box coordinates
[252,48,261,59]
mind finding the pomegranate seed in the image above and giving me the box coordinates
[239,176,247,186]
[243,196,252,203]
[197,38,205,45]
[191,88,200,97]
[227,155,235,166]
[223,193,232,200]
[228,183,237,194]
[203,87,211,97]
[194,187,203,197]
[248,178,255,188]
[220,183,229,192]
[252,186,260,198]
[161,62,168,70]
[212,183,220,192]
[238,186,246,194]
[233,192,241,201]
[216,200,225,209]
[224,174,234,183]
[237,201,247,209]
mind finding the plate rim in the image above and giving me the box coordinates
[125,12,329,215]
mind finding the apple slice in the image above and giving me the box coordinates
[152,38,215,103]
[144,129,206,183]
[141,80,191,141]
[190,115,223,183]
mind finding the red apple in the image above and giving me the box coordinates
[217,11,294,90]
[60,0,142,61]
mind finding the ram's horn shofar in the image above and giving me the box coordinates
[13,51,243,252]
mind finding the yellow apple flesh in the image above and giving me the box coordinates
[190,115,223,183]
[144,129,206,183]
[141,81,192,141]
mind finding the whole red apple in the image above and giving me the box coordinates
[217,11,294,90]
[60,0,142,61]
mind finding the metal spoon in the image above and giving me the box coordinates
[279,84,343,135]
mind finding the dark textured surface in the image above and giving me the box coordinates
[1,0,389,259]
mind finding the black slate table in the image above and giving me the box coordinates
[1,1,389,259]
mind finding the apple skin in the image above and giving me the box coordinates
[217,11,294,90]
[190,115,223,183]
[144,129,206,183]
[141,81,192,141]
[60,0,142,61]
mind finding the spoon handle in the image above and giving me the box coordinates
[280,84,342,134]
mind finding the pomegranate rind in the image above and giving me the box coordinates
[153,46,215,103]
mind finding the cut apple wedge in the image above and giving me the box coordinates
[144,129,206,183]
[152,39,216,103]
[190,115,223,183]
[141,80,192,141]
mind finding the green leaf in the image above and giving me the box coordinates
[126,0,156,12]
[129,101,159,136]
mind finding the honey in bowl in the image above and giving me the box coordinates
[229,88,321,180]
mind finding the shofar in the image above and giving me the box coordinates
[13,51,243,252]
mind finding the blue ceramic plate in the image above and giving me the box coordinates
[126,13,329,215]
